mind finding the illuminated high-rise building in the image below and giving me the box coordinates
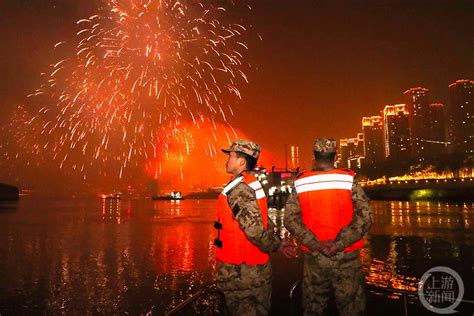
[356,133,365,157]
[339,139,350,168]
[383,104,410,159]
[429,103,447,140]
[339,138,357,168]
[448,80,474,155]
[424,103,449,156]
[362,116,384,165]
[404,87,430,157]
[289,145,299,170]
[338,134,365,169]
[348,133,365,169]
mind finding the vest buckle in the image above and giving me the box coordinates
[214,239,223,248]
[214,221,223,230]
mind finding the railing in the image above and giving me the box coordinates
[165,284,227,316]
[167,280,474,315]
[289,280,474,316]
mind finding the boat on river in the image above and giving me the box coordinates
[152,191,184,200]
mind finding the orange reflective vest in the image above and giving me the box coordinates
[214,172,269,265]
[294,168,364,252]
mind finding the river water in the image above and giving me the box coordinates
[0,198,472,315]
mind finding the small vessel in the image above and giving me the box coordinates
[152,191,184,200]
[0,183,20,201]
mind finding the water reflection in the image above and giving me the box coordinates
[0,198,218,314]
[0,199,472,314]
[359,201,473,303]
[0,201,18,213]
[371,201,472,240]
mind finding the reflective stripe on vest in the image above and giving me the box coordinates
[295,173,354,193]
[247,180,266,199]
[221,176,244,196]
[295,169,364,253]
[215,173,269,265]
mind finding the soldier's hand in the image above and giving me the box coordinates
[280,237,298,258]
[317,240,338,257]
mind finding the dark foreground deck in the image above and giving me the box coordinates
[168,252,474,315]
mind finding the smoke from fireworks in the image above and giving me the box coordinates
[3,0,250,181]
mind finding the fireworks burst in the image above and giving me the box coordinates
[6,0,250,179]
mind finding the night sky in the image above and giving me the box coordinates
[0,0,472,189]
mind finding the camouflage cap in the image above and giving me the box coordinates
[313,138,337,153]
[221,139,261,159]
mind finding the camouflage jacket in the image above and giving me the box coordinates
[226,177,282,254]
[283,171,373,252]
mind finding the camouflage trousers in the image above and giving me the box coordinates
[216,261,272,316]
[303,251,365,316]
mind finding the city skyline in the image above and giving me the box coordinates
[338,79,473,170]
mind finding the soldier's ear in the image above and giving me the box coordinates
[238,157,246,167]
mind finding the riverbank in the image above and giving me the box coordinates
[363,180,474,201]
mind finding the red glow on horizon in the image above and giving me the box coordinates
[144,122,280,192]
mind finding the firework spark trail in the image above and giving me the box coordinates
[7,0,250,178]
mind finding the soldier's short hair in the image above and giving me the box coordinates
[236,151,257,171]
[313,151,336,164]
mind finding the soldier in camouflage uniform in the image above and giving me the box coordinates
[284,138,373,316]
[215,139,282,316]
